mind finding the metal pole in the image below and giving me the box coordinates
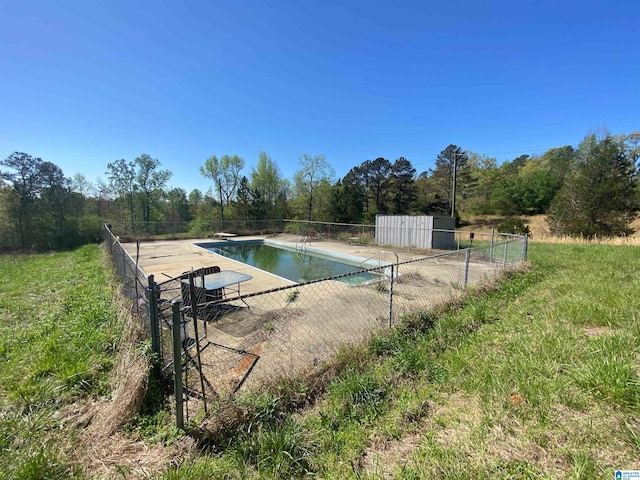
[121,246,127,280]
[388,264,395,328]
[188,273,208,414]
[148,275,161,357]
[451,153,457,218]
[463,249,470,289]
[489,227,494,263]
[135,240,141,315]
[503,241,508,268]
[523,235,529,262]
[172,301,184,430]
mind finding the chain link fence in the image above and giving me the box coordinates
[109,219,284,239]
[104,224,150,317]
[104,223,527,426]
[283,219,376,239]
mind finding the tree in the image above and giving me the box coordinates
[235,176,252,221]
[329,179,365,223]
[547,134,638,237]
[39,161,72,246]
[70,173,93,218]
[0,152,47,248]
[388,157,416,214]
[367,158,392,214]
[538,146,575,188]
[491,158,560,216]
[165,188,190,223]
[343,164,371,216]
[274,179,292,219]
[0,152,99,250]
[311,178,334,222]
[249,187,268,220]
[464,153,499,214]
[430,145,470,217]
[0,181,15,247]
[188,188,204,218]
[94,178,113,218]
[200,154,245,221]
[106,155,171,229]
[71,173,93,196]
[134,154,172,228]
[294,154,334,221]
[106,158,136,223]
[250,152,283,218]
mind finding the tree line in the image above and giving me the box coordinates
[1,130,638,250]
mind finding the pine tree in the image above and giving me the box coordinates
[547,134,638,237]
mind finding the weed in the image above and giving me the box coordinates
[237,391,282,426]
[123,372,179,444]
[234,420,317,477]
[286,289,300,303]
[622,419,640,450]
[374,281,389,293]
[323,370,390,428]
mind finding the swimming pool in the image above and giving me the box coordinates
[195,240,383,285]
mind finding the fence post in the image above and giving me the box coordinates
[188,273,208,414]
[503,241,508,268]
[121,246,127,279]
[489,227,494,263]
[171,301,184,430]
[148,275,161,357]
[522,236,529,262]
[463,249,470,289]
[388,264,395,328]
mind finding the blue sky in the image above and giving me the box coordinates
[1,0,638,194]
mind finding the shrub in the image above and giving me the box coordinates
[497,217,530,236]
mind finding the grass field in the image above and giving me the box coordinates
[163,242,640,479]
[0,245,124,479]
[1,241,639,478]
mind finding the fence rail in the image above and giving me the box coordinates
[103,222,528,428]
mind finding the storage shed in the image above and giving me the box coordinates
[375,215,455,250]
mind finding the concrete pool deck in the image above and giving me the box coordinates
[119,233,507,397]
[121,234,423,294]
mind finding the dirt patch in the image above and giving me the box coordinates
[583,326,614,338]
[363,431,425,476]
[73,432,193,479]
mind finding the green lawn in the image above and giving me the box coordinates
[1,242,639,479]
[0,245,123,479]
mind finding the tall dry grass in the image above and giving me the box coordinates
[530,234,640,246]
[466,214,640,246]
[82,246,152,438]
[526,214,640,245]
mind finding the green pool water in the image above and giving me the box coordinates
[196,240,379,284]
